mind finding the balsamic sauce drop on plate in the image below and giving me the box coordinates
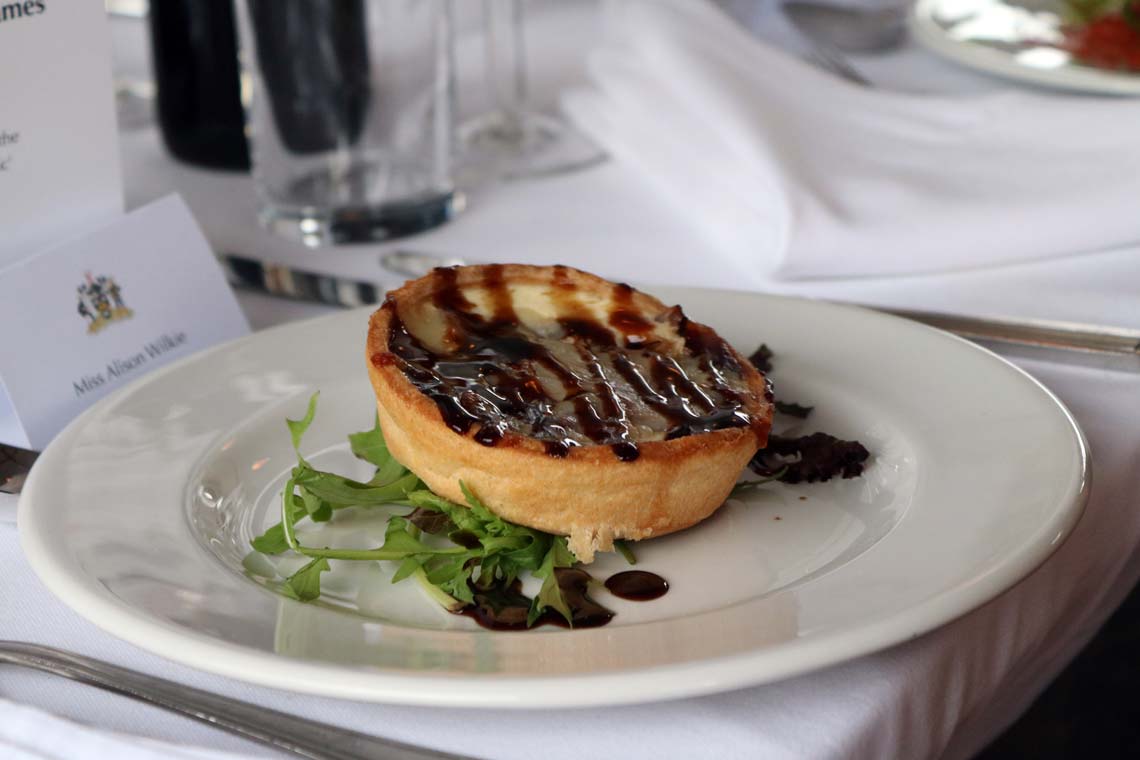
[456,569,616,631]
[379,265,762,461]
[604,570,670,601]
[455,567,671,630]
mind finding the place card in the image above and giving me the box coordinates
[0,0,123,269]
[0,195,250,449]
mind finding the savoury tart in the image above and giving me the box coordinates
[366,264,773,562]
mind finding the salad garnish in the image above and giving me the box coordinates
[249,393,629,628]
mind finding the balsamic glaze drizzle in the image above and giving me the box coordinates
[379,266,760,461]
[457,569,615,630]
[604,570,669,601]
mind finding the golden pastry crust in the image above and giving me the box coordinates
[366,264,772,562]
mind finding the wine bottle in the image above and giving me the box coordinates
[149,0,250,170]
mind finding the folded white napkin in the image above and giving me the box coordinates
[0,493,16,524]
[0,699,254,760]
[563,0,1140,279]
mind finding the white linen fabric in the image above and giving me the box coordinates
[4,6,1140,760]
[0,494,16,524]
[562,0,1140,279]
[0,699,252,760]
[3,353,1139,760]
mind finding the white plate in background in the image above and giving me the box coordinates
[912,0,1140,95]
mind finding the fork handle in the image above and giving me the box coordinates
[873,306,1140,358]
[0,642,466,760]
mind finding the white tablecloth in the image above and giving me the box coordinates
[3,4,1140,759]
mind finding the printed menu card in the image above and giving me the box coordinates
[0,0,123,269]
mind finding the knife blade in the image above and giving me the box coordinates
[218,253,1140,370]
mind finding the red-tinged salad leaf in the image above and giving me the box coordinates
[747,344,773,373]
[405,506,455,535]
[739,343,870,489]
[750,433,869,484]
[467,579,536,630]
[774,400,813,419]
[747,344,813,418]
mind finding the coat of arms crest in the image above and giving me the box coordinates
[77,272,133,334]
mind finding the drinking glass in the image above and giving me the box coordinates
[457,0,605,181]
[107,0,154,132]
[235,0,459,247]
[105,0,147,17]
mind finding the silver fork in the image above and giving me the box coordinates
[0,641,467,760]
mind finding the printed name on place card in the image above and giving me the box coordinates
[0,196,250,449]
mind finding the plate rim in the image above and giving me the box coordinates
[17,292,1091,708]
[910,0,1140,96]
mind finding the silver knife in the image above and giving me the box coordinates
[219,252,1140,369]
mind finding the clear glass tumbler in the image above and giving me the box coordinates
[235,0,458,247]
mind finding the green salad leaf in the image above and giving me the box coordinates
[730,466,788,497]
[614,539,637,565]
[293,465,419,507]
[283,557,330,601]
[249,394,585,627]
[404,484,577,621]
[250,495,306,555]
[349,414,411,486]
[286,392,320,463]
[529,536,576,626]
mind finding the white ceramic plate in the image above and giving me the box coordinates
[911,0,1140,95]
[19,290,1088,708]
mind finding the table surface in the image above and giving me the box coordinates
[4,4,1140,759]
